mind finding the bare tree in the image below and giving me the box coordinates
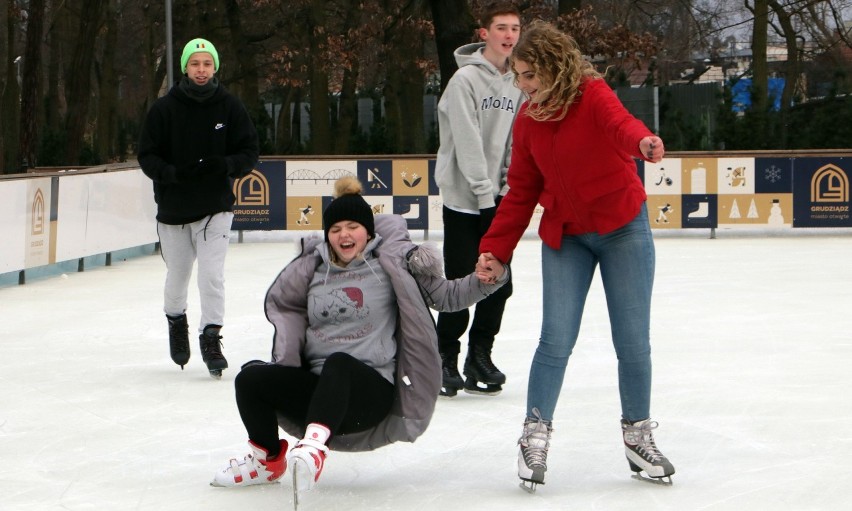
[429,0,475,96]
[379,0,433,153]
[64,0,106,164]
[94,0,119,162]
[2,2,21,173]
[751,0,770,116]
[767,0,800,144]
[558,0,583,14]
[18,0,43,168]
[329,0,363,153]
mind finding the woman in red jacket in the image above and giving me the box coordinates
[478,20,675,491]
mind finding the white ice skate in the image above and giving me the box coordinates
[288,435,329,509]
[517,408,552,493]
[210,439,288,487]
[622,418,675,485]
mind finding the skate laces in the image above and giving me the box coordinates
[472,347,499,373]
[623,420,664,461]
[518,408,552,469]
[168,317,189,345]
[442,354,461,376]
[200,331,225,359]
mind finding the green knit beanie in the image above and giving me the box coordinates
[181,38,219,73]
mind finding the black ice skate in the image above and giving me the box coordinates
[518,407,552,493]
[622,418,675,485]
[167,314,190,369]
[440,352,464,397]
[199,325,228,378]
[463,345,505,395]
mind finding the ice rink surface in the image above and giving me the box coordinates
[2,228,851,510]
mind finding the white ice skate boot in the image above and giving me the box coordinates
[287,423,330,493]
[517,408,552,493]
[622,418,675,485]
[211,439,288,487]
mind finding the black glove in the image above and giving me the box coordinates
[197,155,228,178]
[173,163,201,183]
[479,206,497,237]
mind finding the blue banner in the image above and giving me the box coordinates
[792,158,851,227]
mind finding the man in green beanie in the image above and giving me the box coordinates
[138,37,259,379]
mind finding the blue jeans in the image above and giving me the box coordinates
[527,204,655,423]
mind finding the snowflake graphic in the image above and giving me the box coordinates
[764,165,782,183]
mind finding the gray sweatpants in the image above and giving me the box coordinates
[157,212,233,332]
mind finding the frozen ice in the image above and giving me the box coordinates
[1,229,851,510]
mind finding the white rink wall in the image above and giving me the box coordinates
[0,167,157,276]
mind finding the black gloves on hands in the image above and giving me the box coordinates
[479,206,497,237]
[197,155,228,178]
[171,156,227,183]
[173,163,201,183]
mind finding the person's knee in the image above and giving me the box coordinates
[324,351,357,369]
[616,349,651,365]
[235,363,267,390]
[534,336,575,365]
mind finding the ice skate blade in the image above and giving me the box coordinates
[519,480,540,493]
[208,370,223,379]
[292,457,315,511]
[631,473,673,486]
[439,386,459,397]
[292,465,300,510]
[463,380,502,396]
[291,457,315,493]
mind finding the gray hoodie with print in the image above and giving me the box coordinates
[263,214,509,452]
[434,42,524,212]
[304,237,397,384]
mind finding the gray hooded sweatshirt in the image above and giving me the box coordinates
[305,237,397,384]
[434,42,524,212]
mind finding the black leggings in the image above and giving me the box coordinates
[235,352,394,457]
[436,206,513,355]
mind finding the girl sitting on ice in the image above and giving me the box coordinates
[212,176,508,489]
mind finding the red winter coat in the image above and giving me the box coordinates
[480,78,654,263]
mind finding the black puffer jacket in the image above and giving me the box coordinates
[138,80,259,225]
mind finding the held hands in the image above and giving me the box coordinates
[476,252,505,284]
[639,136,665,163]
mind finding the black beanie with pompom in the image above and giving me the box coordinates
[322,176,375,241]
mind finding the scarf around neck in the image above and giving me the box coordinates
[179,76,219,102]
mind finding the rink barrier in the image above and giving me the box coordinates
[0,164,158,285]
[1,151,850,285]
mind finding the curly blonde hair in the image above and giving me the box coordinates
[511,19,601,122]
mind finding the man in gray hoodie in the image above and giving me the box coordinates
[433,2,523,397]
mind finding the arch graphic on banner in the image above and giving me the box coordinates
[810,164,849,203]
[287,168,352,183]
[234,170,270,206]
[32,188,45,235]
